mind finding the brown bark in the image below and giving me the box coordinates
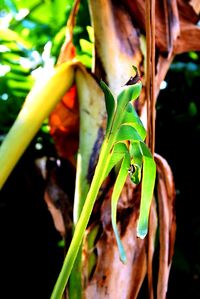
[46,0,199,298]
[85,1,199,298]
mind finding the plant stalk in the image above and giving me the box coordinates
[0,62,74,189]
[50,138,113,299]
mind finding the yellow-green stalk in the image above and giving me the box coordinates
[0,61,75,189]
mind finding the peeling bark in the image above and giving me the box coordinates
[85,181,149,299]
[155,154,176,299]
[45,0,200,298]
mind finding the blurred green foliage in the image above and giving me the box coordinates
[0,0,91,150]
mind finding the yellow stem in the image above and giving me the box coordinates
[0,61,75,189]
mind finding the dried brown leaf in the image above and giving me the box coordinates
[155,154,176,299]
[44,191,66,237]
[147,198,158,299]
[174,22,200,54]
[57,0,80,66]
[178,0,199,23]
[122,0,180,56]
[189,0,200,14]
[122,0,200,56]
[37,157,74,238]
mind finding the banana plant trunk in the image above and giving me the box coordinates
[82,0,200,298]
[47,0,200,298]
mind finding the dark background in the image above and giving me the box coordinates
[156,53,200,299]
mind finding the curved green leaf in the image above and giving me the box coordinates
[123,102,146,140]
[102,142,129,181]
[136,142,156,239]
[100,80,115,133]
[111,154,130,263]
[117,81,142,110]
[115,125,142,143]
[129,141,143,184]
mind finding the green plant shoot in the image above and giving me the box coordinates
[99,67,156,262]
[51,66,156,299]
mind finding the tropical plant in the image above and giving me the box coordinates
[0,0,200,299]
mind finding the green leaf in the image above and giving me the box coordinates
[123,102,146,140]
[80,39,93,56]
[86,25,94,43]
[136,142,156,239]
[100,80,115,133]
[0,28,32,49]
[111,153,130,263]
[115,125,142,143]
[117,81,142,111]
[129,141,143,184]
[139,141,153,158]
[102,142,129,180]
[76,53,92,68]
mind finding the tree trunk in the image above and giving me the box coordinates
[47,0,200,298]
[84,1,199,298]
